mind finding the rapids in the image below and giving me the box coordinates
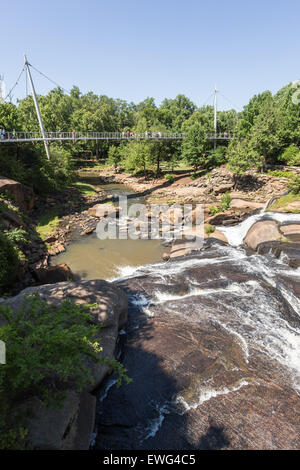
[93,238,300,450]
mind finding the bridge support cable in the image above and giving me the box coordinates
[4,66,25,102]
[24,55,51,160]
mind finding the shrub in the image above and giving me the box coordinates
[190,172,201,180]
[204,224,215,234]
[0,145,75,195]
[266,170,294,179]
[208,146,228,167]
[209,206,221,216]
[0,294,130,449]
[288,176,300,194]
[0,232,19,291]
[209,192,231,215]
[164,173,175,183]
[220,191,231,211]
[3,229,28,244]
[279,145,300,166]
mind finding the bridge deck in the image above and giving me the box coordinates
[0,131,236,143]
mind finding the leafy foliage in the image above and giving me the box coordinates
[182,123,209,170]
[0,232,19,291]
[0,294,130,449]
[279,145,300,166]
[209,192,231,215]
[1,80,300,181]
[288,176,300,194]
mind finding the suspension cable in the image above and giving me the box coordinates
[4,66,25,101]
[29,64,70,94]
[219,92,239,111]
[198,92,214,109]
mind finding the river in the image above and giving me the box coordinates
[51,183,165,280]
[51,181,300,449]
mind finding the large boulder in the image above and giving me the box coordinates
[280,224,300,242]
[243,220,282,250]
[32,264,75,284]
[87,203,118,218]
[0,280,128,449]
[0,176,34,211]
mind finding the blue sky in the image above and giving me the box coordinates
[1,0,299,111]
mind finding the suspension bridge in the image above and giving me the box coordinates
[0,57,236,158]
[0,131,236,143]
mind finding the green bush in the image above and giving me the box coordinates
[208,146,228,167]
[266,170,294,179]
[190,172,202,180]
[3,229,28,244]
[204,224,215,234]
[0,232,19,291]
[279,145,300,166]
[164,173,175,183]
[209,206,221,216]
[0,145,75,195]
[134,169,156,178]
[220,191,231,211]
[209,192,231,215]
[0,294,130,449]
[288,176,300,194]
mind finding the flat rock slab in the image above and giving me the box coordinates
[230,198,264,210]
[280,224,300,242]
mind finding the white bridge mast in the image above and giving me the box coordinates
[213,85,218,150]
[24,55,51,160]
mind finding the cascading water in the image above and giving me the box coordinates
[216,199,300,246]
[93,229,300,449]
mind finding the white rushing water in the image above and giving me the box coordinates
[101,208,300,443]
[217,208,300,247]
[117,238,300,394]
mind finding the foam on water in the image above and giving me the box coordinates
[217,210,300,247]
[175,380,250,412]
[111,215,300,394]
[142,404,170,441]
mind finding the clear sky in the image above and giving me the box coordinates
[1,0,299,111]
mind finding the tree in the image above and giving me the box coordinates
[121,141,152,175]
[227,139,263,175]
[237,91,273,138]
[279,145,300,166]
[159,94,196,131]
[182,123,209,171]
[107,145,121,170]
[248,95,281,165]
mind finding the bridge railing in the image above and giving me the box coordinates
[206,132,237,140]
[0,131,186,142]
[0,131,238,142]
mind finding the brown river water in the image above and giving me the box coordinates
[51,182,165,280]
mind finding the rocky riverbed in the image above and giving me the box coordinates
[93,239,300,450]
[1,169,300,450]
